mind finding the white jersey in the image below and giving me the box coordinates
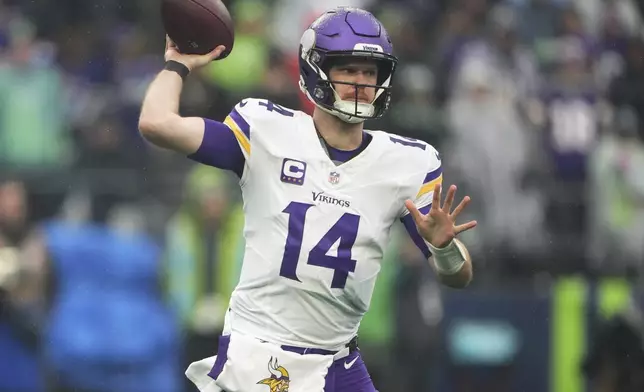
[223,98,442,349]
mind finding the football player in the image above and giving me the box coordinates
[139,7,477,392]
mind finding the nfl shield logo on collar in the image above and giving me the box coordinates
[328,171,341,185]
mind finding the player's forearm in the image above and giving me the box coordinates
[138,70,205,154]
[139,70,183,129]
[430,239,473,289]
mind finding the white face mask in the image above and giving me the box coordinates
[331,99,375,124]
[321,81,374,123]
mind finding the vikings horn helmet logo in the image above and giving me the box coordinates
[257,357,291,392]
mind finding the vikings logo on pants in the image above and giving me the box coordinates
[257,357,291,392]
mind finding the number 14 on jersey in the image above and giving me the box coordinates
[279,202,360,289]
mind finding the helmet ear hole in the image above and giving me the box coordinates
[314,87,327,100]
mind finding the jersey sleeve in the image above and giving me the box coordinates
[400,146,443,216]
[399,145,444,258]
[187,100,253,178]
[222,100,252,161]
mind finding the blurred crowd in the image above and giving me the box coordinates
[1,0,644,391]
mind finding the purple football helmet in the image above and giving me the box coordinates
[298,7,398,123]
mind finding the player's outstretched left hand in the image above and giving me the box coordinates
[404,184,477,249]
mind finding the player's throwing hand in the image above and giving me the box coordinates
[164,35,226,71]
[405,184,477,249]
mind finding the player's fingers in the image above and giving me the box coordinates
[404,200,425,225]
[450,196,471,219]
[166,35,177,50]
[443,185,457,212]
[209,45,227,60]
[431,183,441,212]
[454,220,477,234]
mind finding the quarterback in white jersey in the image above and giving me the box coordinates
[139,7,476,392]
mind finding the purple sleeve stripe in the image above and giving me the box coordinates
[229,108,251,140]
[423,166,443,184]
[187,119,245,177]
[400,204,432,258]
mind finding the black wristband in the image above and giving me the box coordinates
[164,60,190,81]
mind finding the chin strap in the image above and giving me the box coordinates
[328,81,375,123]
[332,99,375,123]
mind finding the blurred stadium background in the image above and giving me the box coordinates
[1,0,644,391]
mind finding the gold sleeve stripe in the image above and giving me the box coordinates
[224,116,250,155]
[416,174,443,198]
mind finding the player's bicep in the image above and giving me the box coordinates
[187,118,246,177]
[139,115,205,154]
[400,204,432,258]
